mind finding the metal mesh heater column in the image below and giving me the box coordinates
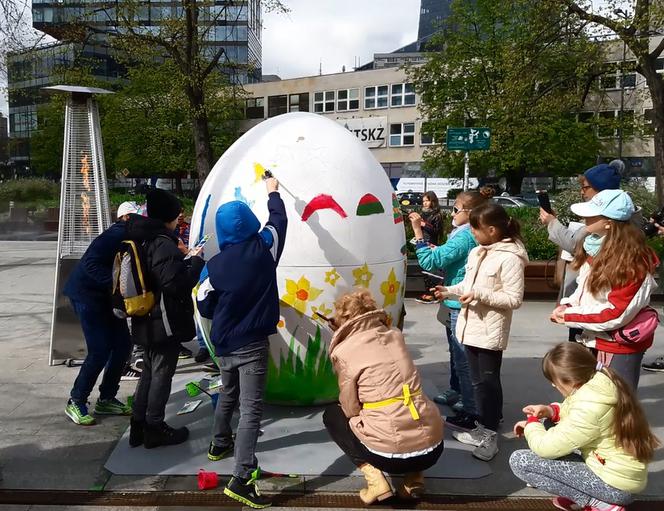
[46,85,114,365]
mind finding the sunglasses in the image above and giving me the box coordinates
[452,206,469,214]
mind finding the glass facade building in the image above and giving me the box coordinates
[8,0,262,167]
[417,0,452,41]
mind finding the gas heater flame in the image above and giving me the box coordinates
[80,152,92,235]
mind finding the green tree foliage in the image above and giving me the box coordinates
[410,0,605,194]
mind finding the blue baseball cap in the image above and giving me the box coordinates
[570,189,634,221]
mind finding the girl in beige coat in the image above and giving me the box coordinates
[434,202,528,462]
[323,289,444,504]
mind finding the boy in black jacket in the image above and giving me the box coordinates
[127,189,204,449]
[197,177,287,508]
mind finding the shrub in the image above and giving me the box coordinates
[0,179,60,212]
[508,207,558,261]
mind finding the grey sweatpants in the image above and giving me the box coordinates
[509,450,633,507]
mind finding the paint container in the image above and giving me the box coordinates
[198,469,218,490]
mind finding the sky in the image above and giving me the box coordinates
[261,0,421,78]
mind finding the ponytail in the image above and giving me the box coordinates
[543,343,660,462]
[469,203,523,242]
[601,365,660,462]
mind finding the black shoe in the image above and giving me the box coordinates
[129,417,144,447]
[195,348,211,363]
[445,412,479,431]
[642,357,664,373]
[208,440,234,461]
[179,347,193,359]
[224,471,271,509]
[143,421,189,449]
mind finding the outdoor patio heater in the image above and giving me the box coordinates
[46,85,114,365]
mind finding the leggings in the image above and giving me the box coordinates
[509,450,633,507]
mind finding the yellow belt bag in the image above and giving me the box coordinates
[362,384,421,420]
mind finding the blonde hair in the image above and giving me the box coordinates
[543,343,659,462]
[333,289,378,328]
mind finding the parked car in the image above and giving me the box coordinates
[492,195,537,208]
[397,191,424,207]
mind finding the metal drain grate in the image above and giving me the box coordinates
[0,490,660,510]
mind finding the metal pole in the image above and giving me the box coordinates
[463,151,470,191]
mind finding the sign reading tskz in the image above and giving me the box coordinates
[338,117,387,148]
[446,127,491,151]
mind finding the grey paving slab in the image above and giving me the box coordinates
[0,242,663,500]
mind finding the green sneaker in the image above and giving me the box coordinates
[208,440,234,461]
[94,397,132,416]
[223,468,271,508]
[65,400,96,426]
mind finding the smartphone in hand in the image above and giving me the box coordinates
[185,234,210,259]
[536,190,553,214]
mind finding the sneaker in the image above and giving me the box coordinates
[472,428,498,461]
[642,356,664,372]
[445,412,478,431]
[94,397,132,415]
[552,496,582,511]
[208,440,234,461]
[433,389,459,406]
[224,469,271,509]
[415,294,440,304]
[143,421,189,449]
[451,400,465,413]
[65,400,95,426]
[121,368,141,381]
[179,347,193,359]
[452,422,485,446]
[131,357,144,371]
[195,348,211,364]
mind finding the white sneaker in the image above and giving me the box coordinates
[452,422,485,446]
[472,428,498,461]
[120,368,141,381]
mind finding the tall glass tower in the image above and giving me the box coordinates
[417,0,452,41]
[8,0,262,169]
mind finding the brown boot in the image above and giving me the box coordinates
[397,471,424,499]
[358,463,393,504]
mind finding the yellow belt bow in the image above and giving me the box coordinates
[362,384,421,420]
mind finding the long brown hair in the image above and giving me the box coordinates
[469,202,522,242]
[456,186,494,210]
[542,342,659,462]
[572,220,657,295]
[422,191,440,210]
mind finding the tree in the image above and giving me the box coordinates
[102,0,288,182]
[560,0,664,204]
[410,0,605,194]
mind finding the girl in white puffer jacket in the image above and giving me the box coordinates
[434,202,528,462]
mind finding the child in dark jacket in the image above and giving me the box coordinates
[127,189,204,449]
[197,177,287,508]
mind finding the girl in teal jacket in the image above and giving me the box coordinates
[409,188,493,430]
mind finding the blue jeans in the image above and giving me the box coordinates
[446,308,477,415]
[212,340,268,479]
[69,299,132,404]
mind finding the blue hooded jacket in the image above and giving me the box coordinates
[197,192,287,355]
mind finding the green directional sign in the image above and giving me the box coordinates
[446,127,491,151]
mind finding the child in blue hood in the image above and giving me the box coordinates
[197,177,286,508]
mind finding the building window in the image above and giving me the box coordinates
[619,109,635,137]
[245,97,264,119]
[314,90,335,113]
[577,112,594,123]
[389,122,415,146]
[598,110,616,138]
[390,83,416,107]
[289,93,309,112]
[268,95,287,117]
[420,121,437,145]
[364,85,388,109]
[336,88,359,111]
[621,72,636,88]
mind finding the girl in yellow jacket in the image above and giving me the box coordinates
[510,342,659,511]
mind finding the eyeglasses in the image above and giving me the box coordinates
[452,206,470,214]
[580,185,593,192]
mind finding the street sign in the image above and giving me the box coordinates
[446,127,491,151]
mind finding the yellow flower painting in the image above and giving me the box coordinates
[380,268,400,307]
[352,263,373,288]
[282,276,323,314]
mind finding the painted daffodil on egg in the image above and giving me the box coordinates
[379,268,400,307]
[352,263,373,288]
[282,276,323,315]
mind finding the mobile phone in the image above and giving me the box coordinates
[314,311,332,322]
[421,270,445,281]
[536,190,553,214]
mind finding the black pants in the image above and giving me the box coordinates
[322,404,444,474]
[465,346,503,431]
[132,344,180,426]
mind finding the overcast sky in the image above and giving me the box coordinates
[262,0,421,78]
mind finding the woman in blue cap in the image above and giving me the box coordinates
[549,189,658,389]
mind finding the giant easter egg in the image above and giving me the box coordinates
[190,112,406,405]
